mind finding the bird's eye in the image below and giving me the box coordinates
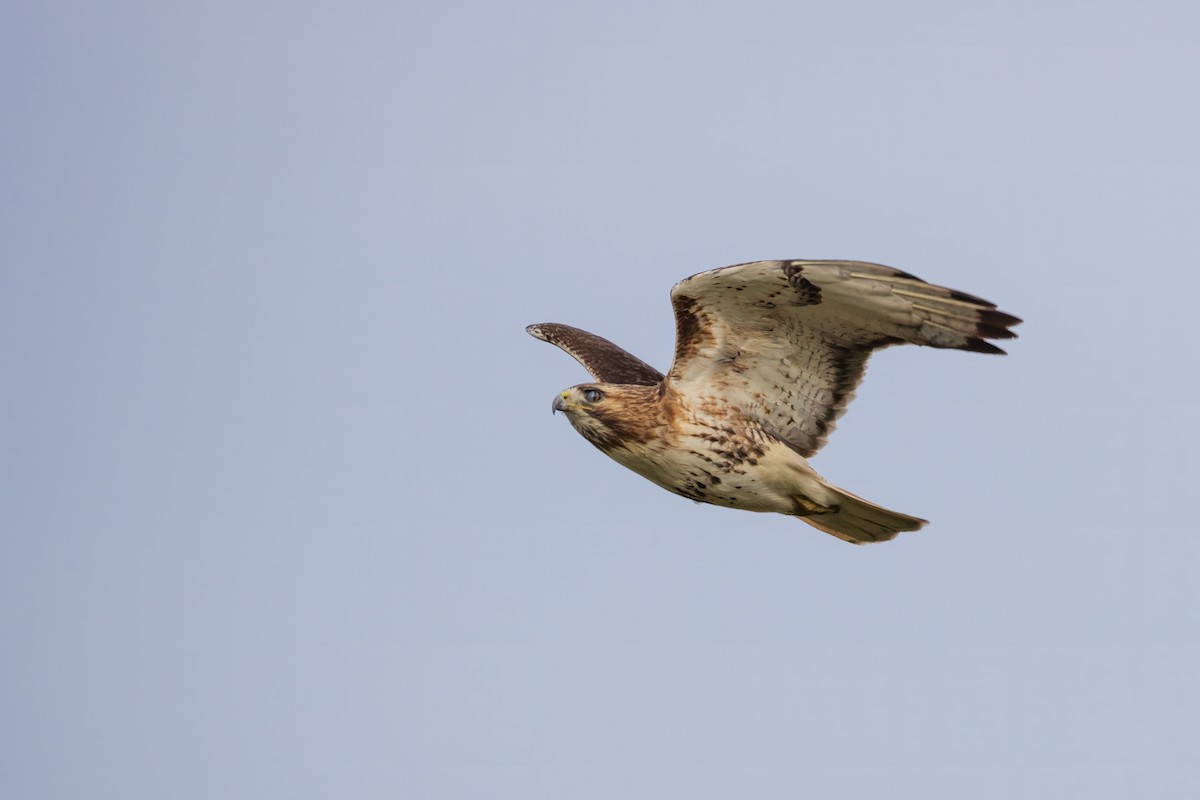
[583,389,604,403]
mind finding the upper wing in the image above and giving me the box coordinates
[526,322,664,386]
[667,260,1022,456]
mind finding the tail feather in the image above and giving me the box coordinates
[799,481,928,545]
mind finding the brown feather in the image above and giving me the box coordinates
[526,323,663,385]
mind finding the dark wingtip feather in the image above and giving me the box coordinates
[977,324,1019,340]
[983,309,1023,328]
[963,338,1008,355]
[974,308,1022,342]
[949,288,996,307]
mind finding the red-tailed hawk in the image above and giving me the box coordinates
[527,260,1020,544]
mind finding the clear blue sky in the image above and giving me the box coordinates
[3,2,1198,798]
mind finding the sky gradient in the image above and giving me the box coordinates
[3,2,1198,798]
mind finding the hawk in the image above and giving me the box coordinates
[527,260,1020,544]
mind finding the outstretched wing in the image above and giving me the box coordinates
[526,322,664,386]
[668,260,1021,457]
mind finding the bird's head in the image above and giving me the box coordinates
[551,384,607,415]
[551,383,664,452]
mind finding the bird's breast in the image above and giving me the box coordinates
[603,411,781,508]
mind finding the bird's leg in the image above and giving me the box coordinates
[791,496,836,516]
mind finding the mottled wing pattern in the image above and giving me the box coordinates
[526,322,664,386]
[667,260,1021,456]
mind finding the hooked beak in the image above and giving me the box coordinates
[552,393,570,415]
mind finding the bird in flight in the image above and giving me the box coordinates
[528,260,1020,544]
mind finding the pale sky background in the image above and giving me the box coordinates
[3,2,1199,798]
